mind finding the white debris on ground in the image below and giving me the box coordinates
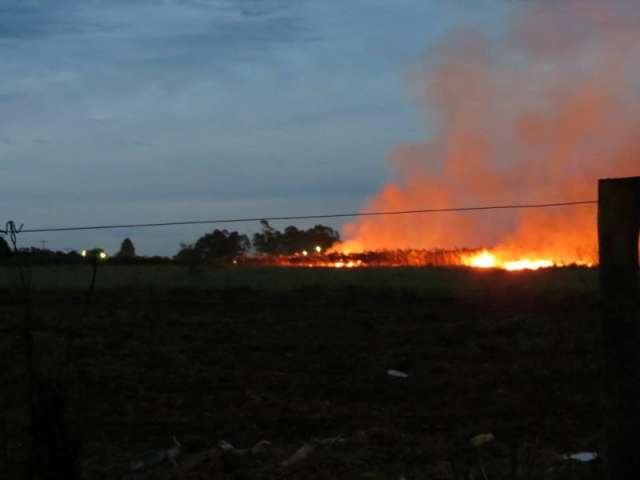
[120,432,601,480]
[387,369,409,378]
[470,433,495,447]
[563,451,598,463]
[129,437,181,473]
[281,443,316,467]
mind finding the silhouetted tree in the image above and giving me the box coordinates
[0,236,11,257]
[176,230,250,264]
[252,221,340,255]
[174,243,198,263]
[195,230,250,260]
[116,238,136,258]
[252,220,281,254]
[305,224,341,251]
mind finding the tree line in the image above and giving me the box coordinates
[174,221,339,263]
[0,221,340,264]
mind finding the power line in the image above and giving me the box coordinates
[5,200,598,234]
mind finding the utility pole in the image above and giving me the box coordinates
[598,176,640,479]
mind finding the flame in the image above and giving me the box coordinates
[236,249,580,271]
[337,0,640,266]
[462,250,554,271]
[503,259,554,271]
[465,250,497,268]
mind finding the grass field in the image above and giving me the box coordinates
[0,264,599,297]
[0,266,610,479]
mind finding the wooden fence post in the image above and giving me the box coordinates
[598,176,640,479]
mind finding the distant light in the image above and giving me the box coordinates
[99,251,107,260]
[315,246,322,253]
[81,250,87,257]
[233,260,238,264]
[302,250,308,256]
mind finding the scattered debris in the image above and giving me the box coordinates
[563,451,598,463]
[217,440,237,453]
[166,437,181,466]
[130,451,162,473]
[315,436,346,447]
[130,437,181,472]
[387,369,409,379]
[281,443,316,467]
[470,433,495,448]
[216,439,273,456]
[250,440,272,454]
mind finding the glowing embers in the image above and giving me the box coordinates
[331,260,362,269]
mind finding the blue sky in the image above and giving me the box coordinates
[0,0,511,255]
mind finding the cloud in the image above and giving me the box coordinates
[1,0,502,255]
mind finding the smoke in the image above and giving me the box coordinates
[341,0,640,263]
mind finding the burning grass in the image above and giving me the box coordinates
[334,0,640,269]
[239,248,484,269]
[237,248,594,272]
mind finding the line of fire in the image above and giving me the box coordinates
[235,247,595,271]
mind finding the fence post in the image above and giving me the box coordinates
[598,176,640,479]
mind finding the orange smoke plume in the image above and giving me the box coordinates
[341,0,640,266]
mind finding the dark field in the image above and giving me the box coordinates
[1,267,608,479]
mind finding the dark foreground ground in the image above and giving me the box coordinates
[1,267,607,479]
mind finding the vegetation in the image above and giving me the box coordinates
[175,229,251,264]
[0,236,10,257]
[116,238,136,259]
[0,264,599,297]
[252,220,340,254]
[0,223,342,267]
[0,247,84,265]
[194,229,250,259]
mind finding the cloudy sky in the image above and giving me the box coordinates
[1,0,510,255]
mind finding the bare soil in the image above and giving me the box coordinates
[0,270,606,479]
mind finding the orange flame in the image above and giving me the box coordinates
[238,248,588,271]
[465,251,497,269]
[462,250,555,271]
[337,0,640,266]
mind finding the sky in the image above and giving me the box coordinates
[0,0,511,255]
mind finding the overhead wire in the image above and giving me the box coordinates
[3,200,598,234]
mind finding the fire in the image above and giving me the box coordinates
[237,248,582,271]
[335,0,640,267]
[465,251,497,268]
[503,259,554,271]
[462,250,555,271]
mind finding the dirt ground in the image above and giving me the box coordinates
[0,269,606,479]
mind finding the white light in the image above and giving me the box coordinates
[99,251,107,259]
[315,246,322,253]
[81,250,87,257]
[302,250,308,256]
